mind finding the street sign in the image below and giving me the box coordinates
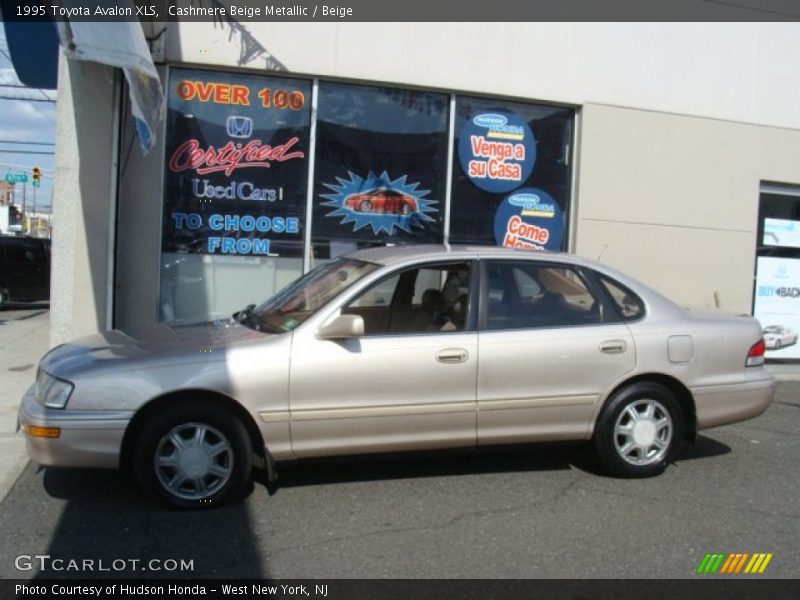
[4,172,28,184]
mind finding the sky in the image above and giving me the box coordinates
[0,25,56,212]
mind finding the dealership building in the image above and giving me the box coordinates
[47,21,800,355]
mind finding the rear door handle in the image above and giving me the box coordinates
[436,348,468,363]
[600,340,627,354]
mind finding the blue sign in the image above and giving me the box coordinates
[458,110,536,194]
[493,188,563,252]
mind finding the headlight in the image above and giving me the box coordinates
[36,369,74,409]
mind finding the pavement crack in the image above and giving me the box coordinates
[589,487,800,522]
[263,476,583,560]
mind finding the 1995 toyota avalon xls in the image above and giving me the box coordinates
[19,245,775,509]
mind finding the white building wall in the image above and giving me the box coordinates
[168,22,800,130]
[576,103,800,313]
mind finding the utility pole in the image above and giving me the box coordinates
[22,183,27,233]
[32,184,37,237]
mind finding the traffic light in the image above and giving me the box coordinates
[32,166,41,188]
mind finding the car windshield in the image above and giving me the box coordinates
[244,258,379,333]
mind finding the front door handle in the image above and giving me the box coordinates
[436,348,468,363]
[600,339,627,354]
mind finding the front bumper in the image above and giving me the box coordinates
[18,385,134,469]
[693,376,776,430]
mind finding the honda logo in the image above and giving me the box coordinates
[226,115,253,139]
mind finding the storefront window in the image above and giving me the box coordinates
[154,68,575,325]
[310,82,449,265]
[449,97,573,251]
[160,67,312,322]
[753,184,800,359]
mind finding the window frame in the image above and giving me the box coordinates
[478,259,620,332]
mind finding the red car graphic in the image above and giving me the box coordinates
[344,189,418,215]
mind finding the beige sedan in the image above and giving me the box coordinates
[19,245,775,508]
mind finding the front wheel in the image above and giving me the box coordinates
[132,403,252,509]
[593,382,684,478]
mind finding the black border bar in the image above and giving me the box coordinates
[2,0,800,22]
[4,579,800,600]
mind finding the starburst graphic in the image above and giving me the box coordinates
[320,171,438,235]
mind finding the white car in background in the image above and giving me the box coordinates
[763,325,798,350]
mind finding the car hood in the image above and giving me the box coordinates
[40,320,269,379]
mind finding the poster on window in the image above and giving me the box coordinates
[311,82,448,247]
[493,188,564,251]
[162,68,311,257]
[457,109,536,194]
[753,256,800,359]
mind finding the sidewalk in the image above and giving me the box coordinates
[766,362,800,382]
[0,307,50,503]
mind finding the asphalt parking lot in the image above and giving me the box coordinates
[0,380,798,580]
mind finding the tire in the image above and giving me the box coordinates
[0,288,8,310]
[132,402,252,509]
[593,382,684,478]
[401,204,411,216]
[359,200,372,212]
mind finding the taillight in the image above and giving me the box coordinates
[746,340,766,367]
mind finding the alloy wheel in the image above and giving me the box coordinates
[613,399,673,466]
[153,422,234,501]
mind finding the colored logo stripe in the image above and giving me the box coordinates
[696,553,773,574]
[745,553,773,574]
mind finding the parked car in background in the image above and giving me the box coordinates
[0,235,50,308]
[344,189,418,215]
[763,325,798,350]
[19,245,774,509]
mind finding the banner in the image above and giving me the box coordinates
[162,68,311,257]
[58,17,164,154]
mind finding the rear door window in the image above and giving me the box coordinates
[484,262,604,330]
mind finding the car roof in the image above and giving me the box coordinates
[346,244,584,267]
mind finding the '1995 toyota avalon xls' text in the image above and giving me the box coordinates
[19,245,775,508]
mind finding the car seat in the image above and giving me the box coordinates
[422,289,448,330]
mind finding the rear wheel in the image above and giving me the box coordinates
[132,403,252,509]
[593,382,684,477]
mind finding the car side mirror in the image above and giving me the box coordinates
[318,314,365,340]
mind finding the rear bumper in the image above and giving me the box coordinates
[693,376,776,430]
[18,385,132,469]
